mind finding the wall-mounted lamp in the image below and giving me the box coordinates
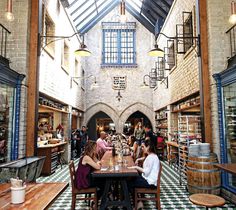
[120,0,127,23]
[5,0,14,22]
[141,68,168,89]
[148,32,200,57]
[40,33,91,56]
[74,35,91,56]
[229,1,236,25]
[70,75,99,89]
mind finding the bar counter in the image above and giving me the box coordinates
[37,142,68,175]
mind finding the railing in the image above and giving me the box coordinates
[226,24,236,59]
[0,24,11,65]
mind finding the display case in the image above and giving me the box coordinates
[178,114,201,185]
[214,67,236,193]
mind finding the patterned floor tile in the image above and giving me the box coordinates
[37,160,236,210]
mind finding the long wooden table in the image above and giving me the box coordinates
[0,182,68,210]
[214,163,236,175]
[93,151,138,210]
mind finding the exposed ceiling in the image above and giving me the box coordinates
[65,0,174,34]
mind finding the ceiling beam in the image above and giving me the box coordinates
[75,0,108,28]
[126,2,155,34]
[68,0,80,9]
[159,0,172,9]
[79,0,120,33]
[147,0,168,16]
[141,1,165,20]
[70,0,88,16]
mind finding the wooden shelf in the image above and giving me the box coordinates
[156,126,168,129]
[39,104,69,114]
[171,103,200,113]
[156,117,167,121]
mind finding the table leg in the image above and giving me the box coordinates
[100,179,112,210]
[120,179,132,210]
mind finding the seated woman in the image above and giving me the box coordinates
[75,140,101,190]
[128,139,160,209]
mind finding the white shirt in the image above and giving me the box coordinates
[142,153,160,186]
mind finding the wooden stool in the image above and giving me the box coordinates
[189,193,225,210]
[57,149,66,169]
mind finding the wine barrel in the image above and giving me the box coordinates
[187,154,221,195]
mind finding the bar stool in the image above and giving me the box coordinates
[189,193,225,210]
[57,149,66,169]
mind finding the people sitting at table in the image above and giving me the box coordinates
[96,131,113,159]
[128,139,160,209]
[133,122,145,160]
[75,140,101,190]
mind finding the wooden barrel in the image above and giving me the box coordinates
[187,154,221,195]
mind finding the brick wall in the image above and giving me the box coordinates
[0,0,30,158]
[207,0,232,157]
[153,0,199,111]
[39,0,85,110]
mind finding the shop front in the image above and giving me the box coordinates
[0,63,25,162]
[214,65,236,194]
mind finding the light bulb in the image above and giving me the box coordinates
[5,11,14,22]
[229,14,236,25]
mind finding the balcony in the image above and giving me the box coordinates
[0,24,11,66]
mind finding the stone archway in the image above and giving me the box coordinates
[84,102,119,129]
[118,102,154,132]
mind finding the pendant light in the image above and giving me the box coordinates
[148,43,164,57]
[229,1,236,25]
[74,35,91,57]
[120,0,127,23]
[5,0,14,22]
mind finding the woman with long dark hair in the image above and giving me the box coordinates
[128,139,160,209]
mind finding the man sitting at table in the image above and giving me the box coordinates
[96,131,113,159]
[128,139,160,209]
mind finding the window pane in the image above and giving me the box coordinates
[102,23,136,65]
[0,83,15,163]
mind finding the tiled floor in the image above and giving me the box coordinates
[37,160,236,210]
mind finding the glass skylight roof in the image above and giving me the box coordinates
[66,0,173,34]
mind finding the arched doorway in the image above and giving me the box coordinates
[123,111,152,135]
[87,111,115,140]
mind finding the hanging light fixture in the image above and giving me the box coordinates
[5,0,14,22]
[148,39,164,57]
[120,0,127,23]
[74,35,91,56]
[229,1,236,24]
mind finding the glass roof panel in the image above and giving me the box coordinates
[66,0,174,33]
[127,0,141,13]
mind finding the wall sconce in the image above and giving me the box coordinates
[70,75,99,89]
[148,32,200,57]
[40,33,91,56]
[141,72,168,89]
[5,0,14,22]
[120,0,127,23]
[229,1,236,25]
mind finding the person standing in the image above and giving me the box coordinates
[133,122,145,159]
[79,126,89,155]
[144,124,157,149]
[73,129,81,158]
